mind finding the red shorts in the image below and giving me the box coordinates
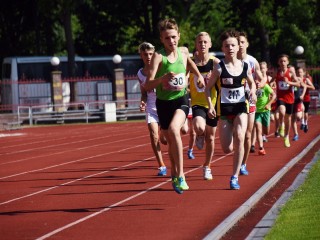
[249,105,256,113]
[271,101,277,112]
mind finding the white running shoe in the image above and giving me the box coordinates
[203,166,213,180]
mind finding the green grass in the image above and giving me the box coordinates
[265,154,320,240]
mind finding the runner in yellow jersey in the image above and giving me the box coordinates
[189,32,220,180]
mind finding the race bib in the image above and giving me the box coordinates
[221,87,245,103]
[278,80,290,90]
[193,73,207,92]
[222,78,233,85]
[163,73,187,91]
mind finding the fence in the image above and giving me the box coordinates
[15,99,145,126]
[1,67,320,125]
[0,75,141,112]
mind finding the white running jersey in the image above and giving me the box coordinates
[243,54,258,108]
[137,68,158,121]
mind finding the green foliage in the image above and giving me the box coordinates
[272,0,320,65]
[265,156,320,239]
[0,0,319,78]
[185,0,233,51]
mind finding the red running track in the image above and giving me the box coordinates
[0,116,319,240]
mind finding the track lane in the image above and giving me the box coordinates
[0,116,319,239]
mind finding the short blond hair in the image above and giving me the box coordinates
[260,61,268,67]
[138,42,155,53]
[195,32,212,43]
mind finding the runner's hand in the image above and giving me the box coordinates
[140,101,146,112]
[207,107,216,119]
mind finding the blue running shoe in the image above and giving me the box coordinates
[157,166,167,176]
[171,177,183,194]
[292,134,299,141]
[240,164,249,176]
[187,149,195,159]
[230,176,240,190]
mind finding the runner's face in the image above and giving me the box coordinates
[238,36,248,54]
[260,64,267,73]
[297,68,304,77]
[140,50,154,66]
[160,29,180,51]
[278,57,289,68]
[196,35,211,54]
[221,37,239,58]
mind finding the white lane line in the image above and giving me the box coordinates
[0,135,148,179]
[203,135,320,240]
[0,128,145,156]
[35,153,233,240]
[0,133,148,166]
[0,143,153,206]
[0,126,144,150]
[36,179,171,240]
[0,133,25,138]
[36,132,316,239]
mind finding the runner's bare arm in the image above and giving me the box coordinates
[184,49,205,87]
[205,64,220,118]
[287,67,301,87]
[254,60,265,87]
[246,67,257,103]
[145,52,173,91]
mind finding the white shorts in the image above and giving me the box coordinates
[146,110,159,124]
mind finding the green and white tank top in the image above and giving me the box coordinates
[155,48,187,100]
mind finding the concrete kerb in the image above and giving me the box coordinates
[203,134,320,240]
[245,149,320,240]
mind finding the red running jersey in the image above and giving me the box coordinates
[276,69,294,104]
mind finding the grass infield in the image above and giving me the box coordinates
[265,153,320,239]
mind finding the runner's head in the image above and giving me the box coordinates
[195,32,212,55]
[158,18,180,51]
[138,42,155,66]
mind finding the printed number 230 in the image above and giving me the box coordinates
[172,76,184,86]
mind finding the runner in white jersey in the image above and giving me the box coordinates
[137,42,167,176]
[237,31,264,176]
[138,69,158,122]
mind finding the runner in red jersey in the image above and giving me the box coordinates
[298,68,315,132]
[274,54,300,147]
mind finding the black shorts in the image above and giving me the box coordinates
[303,101,310,113]
[277,100,293,115]
[156,95,189,130]
[192,105,218,127]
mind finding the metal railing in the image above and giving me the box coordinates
[17,100,145,125]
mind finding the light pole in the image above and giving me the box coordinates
[294,46,305,69]
[112,54,125,109]
[51,56,63,112]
